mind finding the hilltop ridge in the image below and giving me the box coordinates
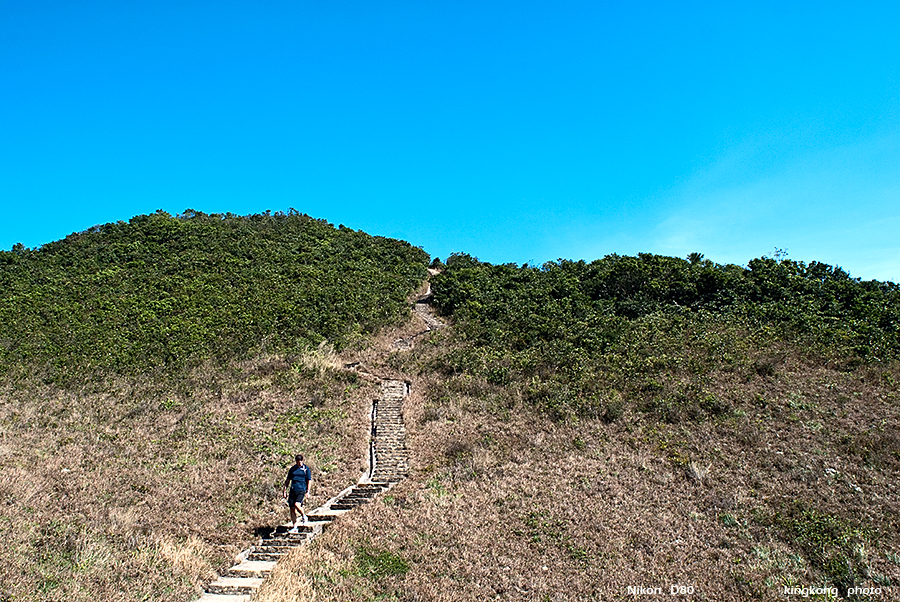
[0,209,429,382]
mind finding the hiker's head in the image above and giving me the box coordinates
[295,454,304,464]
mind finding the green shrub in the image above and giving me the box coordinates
[0,209,429,384]
[429,252,900,419]
[775,504,870,596]
[353,546,410,579]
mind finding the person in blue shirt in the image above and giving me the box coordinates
[282,454,312,533]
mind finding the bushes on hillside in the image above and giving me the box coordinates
[0,209,429,382]
[430,253,900,418]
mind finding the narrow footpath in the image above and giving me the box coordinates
[196,282,441,601]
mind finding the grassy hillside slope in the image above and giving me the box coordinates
[260,253,900,602]
[0,211,429,601]
[3,216,899,601]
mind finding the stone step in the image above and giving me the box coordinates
[260,538,304,548]
[274,525,313,534]
[206,576,264,595]
[337,497,369,504]
[254,543,297,554]
[248,551,289,562]
[269,533,310,544]
[330,503,364,510]
[307,514,335,522]
[225,560,277,578]
[196,594,251,602]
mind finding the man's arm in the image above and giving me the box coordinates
[282,469,292,498]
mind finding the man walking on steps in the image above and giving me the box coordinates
[282,454,312,533]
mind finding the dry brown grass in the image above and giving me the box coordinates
[4,302,900,601]
[295,342,342,378]
[0,354,377,601]
[253,327,900,602]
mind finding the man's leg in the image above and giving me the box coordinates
[294,500,305,524]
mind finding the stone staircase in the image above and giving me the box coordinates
[370,380,410,484]
[195,379,410,601]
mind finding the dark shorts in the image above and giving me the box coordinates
[288,491,307,508]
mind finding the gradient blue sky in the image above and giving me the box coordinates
[2,1,898,281]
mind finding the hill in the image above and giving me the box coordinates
[254,252,900,602]
[1,216,898,601]
[0,210,428,601]
[0,209,428,382]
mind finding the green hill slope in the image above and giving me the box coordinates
[430,252,900,419]
[0,209,428,382]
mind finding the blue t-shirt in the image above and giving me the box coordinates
[287,464,311,493]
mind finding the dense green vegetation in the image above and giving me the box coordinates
[431,252,900,419]
[0,209,429,382]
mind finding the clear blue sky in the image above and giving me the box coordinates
[2,1,898,281]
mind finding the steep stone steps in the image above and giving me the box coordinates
[193,289,445,601]
[196,380,411,601]
[205,576,264,595]
[224,560,276,578]
[370,380,409,485]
